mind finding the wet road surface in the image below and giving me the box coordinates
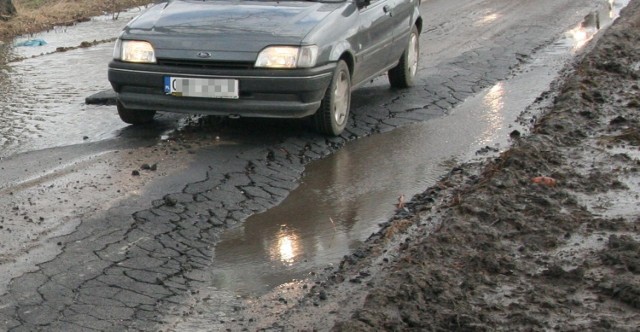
[0,0,628,330]
[0,7,160,159]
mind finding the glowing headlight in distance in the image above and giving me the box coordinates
[255,45,318,68]
[118,40,156,63]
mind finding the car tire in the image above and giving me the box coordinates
[314,60,351,136]
[388,25,420,88]
[117,101,156,125]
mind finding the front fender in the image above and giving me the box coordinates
[330,40,353,62]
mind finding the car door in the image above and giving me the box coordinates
[351,0,395,86]
[387,0,418,66]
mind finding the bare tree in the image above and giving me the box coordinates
[0,0,16,21]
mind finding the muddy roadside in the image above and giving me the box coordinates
[224,1,640,330]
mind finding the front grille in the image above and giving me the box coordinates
[157,59,254,70]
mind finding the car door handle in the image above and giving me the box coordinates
[383,5,393,16]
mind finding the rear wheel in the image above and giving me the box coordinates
[117,101,156,125]
[314,60,351,136]
[388,25,420,88]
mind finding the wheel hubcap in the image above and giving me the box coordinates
[333,71,349,126]
[408,33,419,77]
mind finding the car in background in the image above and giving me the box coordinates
[108,0,422,136]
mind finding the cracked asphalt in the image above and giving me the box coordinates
[0,0,620,330]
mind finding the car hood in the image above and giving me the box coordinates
[124,0,343,60]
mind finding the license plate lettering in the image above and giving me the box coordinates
[164,77,239,99]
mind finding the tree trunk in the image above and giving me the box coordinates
[0,0,16,21]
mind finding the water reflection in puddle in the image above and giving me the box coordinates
[210,0,630,296]
[212,128,448,294]
[555,0,627,53]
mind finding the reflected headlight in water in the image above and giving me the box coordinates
[268,226,301,266]
[114,40,157,64]
[255,45,318,69]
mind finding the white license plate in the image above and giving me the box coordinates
[164,77,239,99]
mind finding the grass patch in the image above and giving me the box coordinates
[1,0,152,40]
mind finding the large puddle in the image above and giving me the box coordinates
[209,0,630,296]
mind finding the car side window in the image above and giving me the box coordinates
[357,0,384,9]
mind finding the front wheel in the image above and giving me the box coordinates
[314,60,351,136]
[117,101,156,125]
[388,25,420,88]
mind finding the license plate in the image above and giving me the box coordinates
[164,77,239,99]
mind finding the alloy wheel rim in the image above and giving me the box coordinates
[333,71,349,126]
[408,33,419,77]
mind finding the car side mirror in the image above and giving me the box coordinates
[355,0,371,8]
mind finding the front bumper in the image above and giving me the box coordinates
[108,61,335,119]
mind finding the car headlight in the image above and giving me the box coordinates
[255,45,318,68]
[115,40,157,64]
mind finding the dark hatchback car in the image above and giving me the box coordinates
[108,0,422,135]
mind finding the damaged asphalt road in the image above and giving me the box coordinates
[0,0,631,330]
